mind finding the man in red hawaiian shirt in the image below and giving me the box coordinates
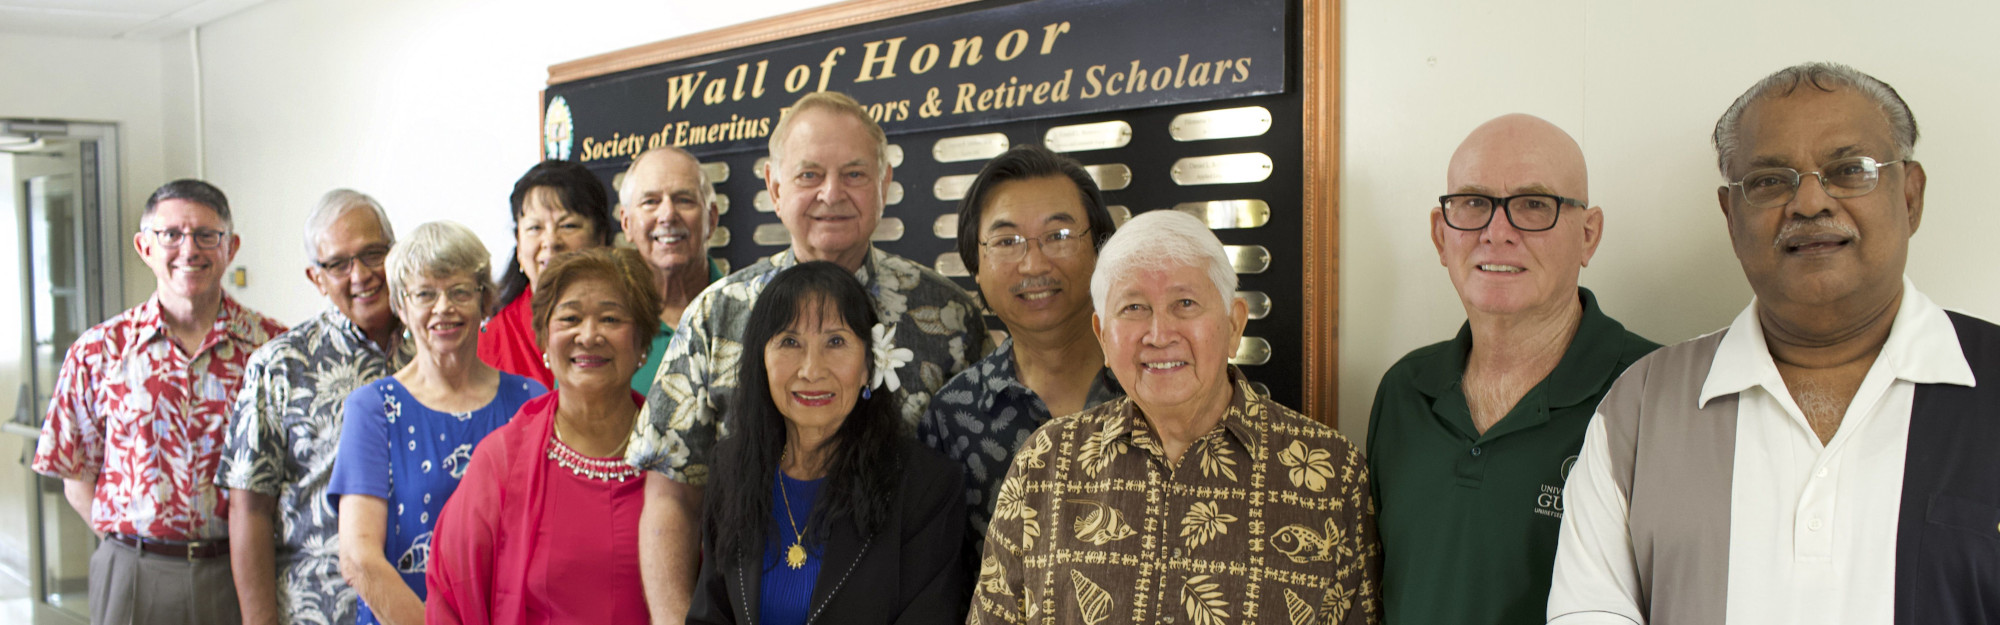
[33,179,288,625]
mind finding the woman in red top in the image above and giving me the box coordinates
[478,160,618,390]
[428,247,660,624]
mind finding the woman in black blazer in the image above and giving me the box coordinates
[688,261,968,625]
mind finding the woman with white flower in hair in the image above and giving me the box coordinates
[687,260,969,625]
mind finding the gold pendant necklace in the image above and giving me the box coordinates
[778,446,809,570]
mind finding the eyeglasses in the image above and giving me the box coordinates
[316,247,390,274]
[404,284,483,307]
[1728,156,1905,208]
[148,228,230,249]
[979,228,1091,264]
[1437,194,1585,232]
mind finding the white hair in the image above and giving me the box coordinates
[386,221,495,318]
[1713,62,1918,176]
[302,189,394,264]
[619,146,714,211]
[1090,210,1237,314]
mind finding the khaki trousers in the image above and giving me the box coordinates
[88,539,241,625]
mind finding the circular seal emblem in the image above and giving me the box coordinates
[543,96,574,160]
[1561,455,1579,481]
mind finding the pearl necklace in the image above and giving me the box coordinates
[547,430,640,482]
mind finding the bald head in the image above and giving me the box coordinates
[1446,113,1589,202]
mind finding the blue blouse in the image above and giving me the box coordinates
[328,372,545,625]
[759,472,825,625]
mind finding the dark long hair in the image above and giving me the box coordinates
[704,261,905,564]
[495,160,618,312]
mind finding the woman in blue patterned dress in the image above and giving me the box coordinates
[330,221,547,625]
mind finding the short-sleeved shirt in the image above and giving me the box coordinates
[917,337,1122,554]
[628,247,990,484]
[631,260,727,395]
[218,307,413,625]
[328,373,545,625]
[32,294,287,540]
[1365,287,1657,625]
[478,292,554,390]
[970,368,1383,625]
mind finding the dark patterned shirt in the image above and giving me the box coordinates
[219,308,411,625]
[628,247,990,483]
[918,337,1121,557]
[972,369,1382,625]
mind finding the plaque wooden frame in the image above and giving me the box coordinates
[545,0,1344,426]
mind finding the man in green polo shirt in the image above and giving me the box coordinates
[619,146,727,393]
[1366,113,1658,625]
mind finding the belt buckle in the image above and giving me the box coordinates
[183,539,202,562]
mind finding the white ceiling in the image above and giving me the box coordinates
[0,0,269,39]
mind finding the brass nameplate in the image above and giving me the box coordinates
[714,257,731,275]
[933,133,1011,163]
[988,329,1009,347]
[1236,291,1271,319]
[935,252,970,277]
[887,181,905,206]
[752,223,790,246]
[707,226,731,248]
[934,214,959,238]
[934,174,978,201]
[753,157,769,180]
[1108,205,1133,226]
[1249,382,1271,398]
[754,190,774,213]
[887,144,905,168]
[700,162,729,184]
[871,217,905,242]
[1173,200,1271,229]
[714,194,730,215]
[1230,337,1273,365]
[1085,164,1132,190]
[1044,121,1132,153]
[1172,153,1273,186]
[1170,106,1273,142]
[1225,245,1271,273]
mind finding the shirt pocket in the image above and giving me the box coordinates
[1925,493,2000,542]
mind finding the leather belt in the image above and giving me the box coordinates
[107,533,230,560]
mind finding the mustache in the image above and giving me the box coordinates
[1772,217,1860,252]
[1009,276,1063,295]
[651,224,691,239]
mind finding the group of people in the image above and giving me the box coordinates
[28,60,1999,625]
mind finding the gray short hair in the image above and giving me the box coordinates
[1713,62,1918,176]
[1090,210,1237,314]
[302,189,394,264]
[386,221,496,318]
[768,91,889,174]
[618,147,714,211]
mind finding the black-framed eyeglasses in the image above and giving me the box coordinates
[316,247,390,274]
[404,284,484,307]
[1437,194,1585,232]
[1727,156,1906,208]
[979,227,1091,263]
[147,228,230,249]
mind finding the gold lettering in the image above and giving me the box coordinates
[1039,21,1070,55]
[953,83,977,114]
[909,43,940,75]
[784,65,811,92]
[1051,69,1072,102]
[752,60,769,98]
[665,71,706,111]
[1124,60,1146,93]
[996,29,1029,61]
[1189,61,1211,86]
[1150,66,1172,90]
[816,47,846,92]
[1233,58,1252,82]
[1081,66,1105,98]
[732,63,750,101]
[855,37,906,83]
[703,78,728,105]
[1173,54,1189,88]
[949,36,984,68]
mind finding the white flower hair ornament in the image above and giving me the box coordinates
[869,323,916,394]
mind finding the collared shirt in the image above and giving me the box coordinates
[971,368,1382,625]
[1366,288,1656,625]
[1549,278,1976,624]
[218,307,412,625]
[33,294,287,540]
[917,337,1122,555]
[628,247,990,484]
[631,260,727,395]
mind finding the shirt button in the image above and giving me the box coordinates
[1470,447,1483,457]
[1808,518,1823,531]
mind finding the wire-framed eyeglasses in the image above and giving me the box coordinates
[978,228,1092,263]
[1727,156,1906,208]
[147,228,230,249]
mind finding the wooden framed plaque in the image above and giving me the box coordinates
[544,0,1341,425]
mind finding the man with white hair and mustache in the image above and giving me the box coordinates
[617,146,726,393]
[918,144,1124,574]
[1549,62,2000,624]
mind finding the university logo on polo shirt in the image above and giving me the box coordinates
[1535,455,1578,520]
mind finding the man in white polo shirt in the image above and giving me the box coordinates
[1549,62,2000,624]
